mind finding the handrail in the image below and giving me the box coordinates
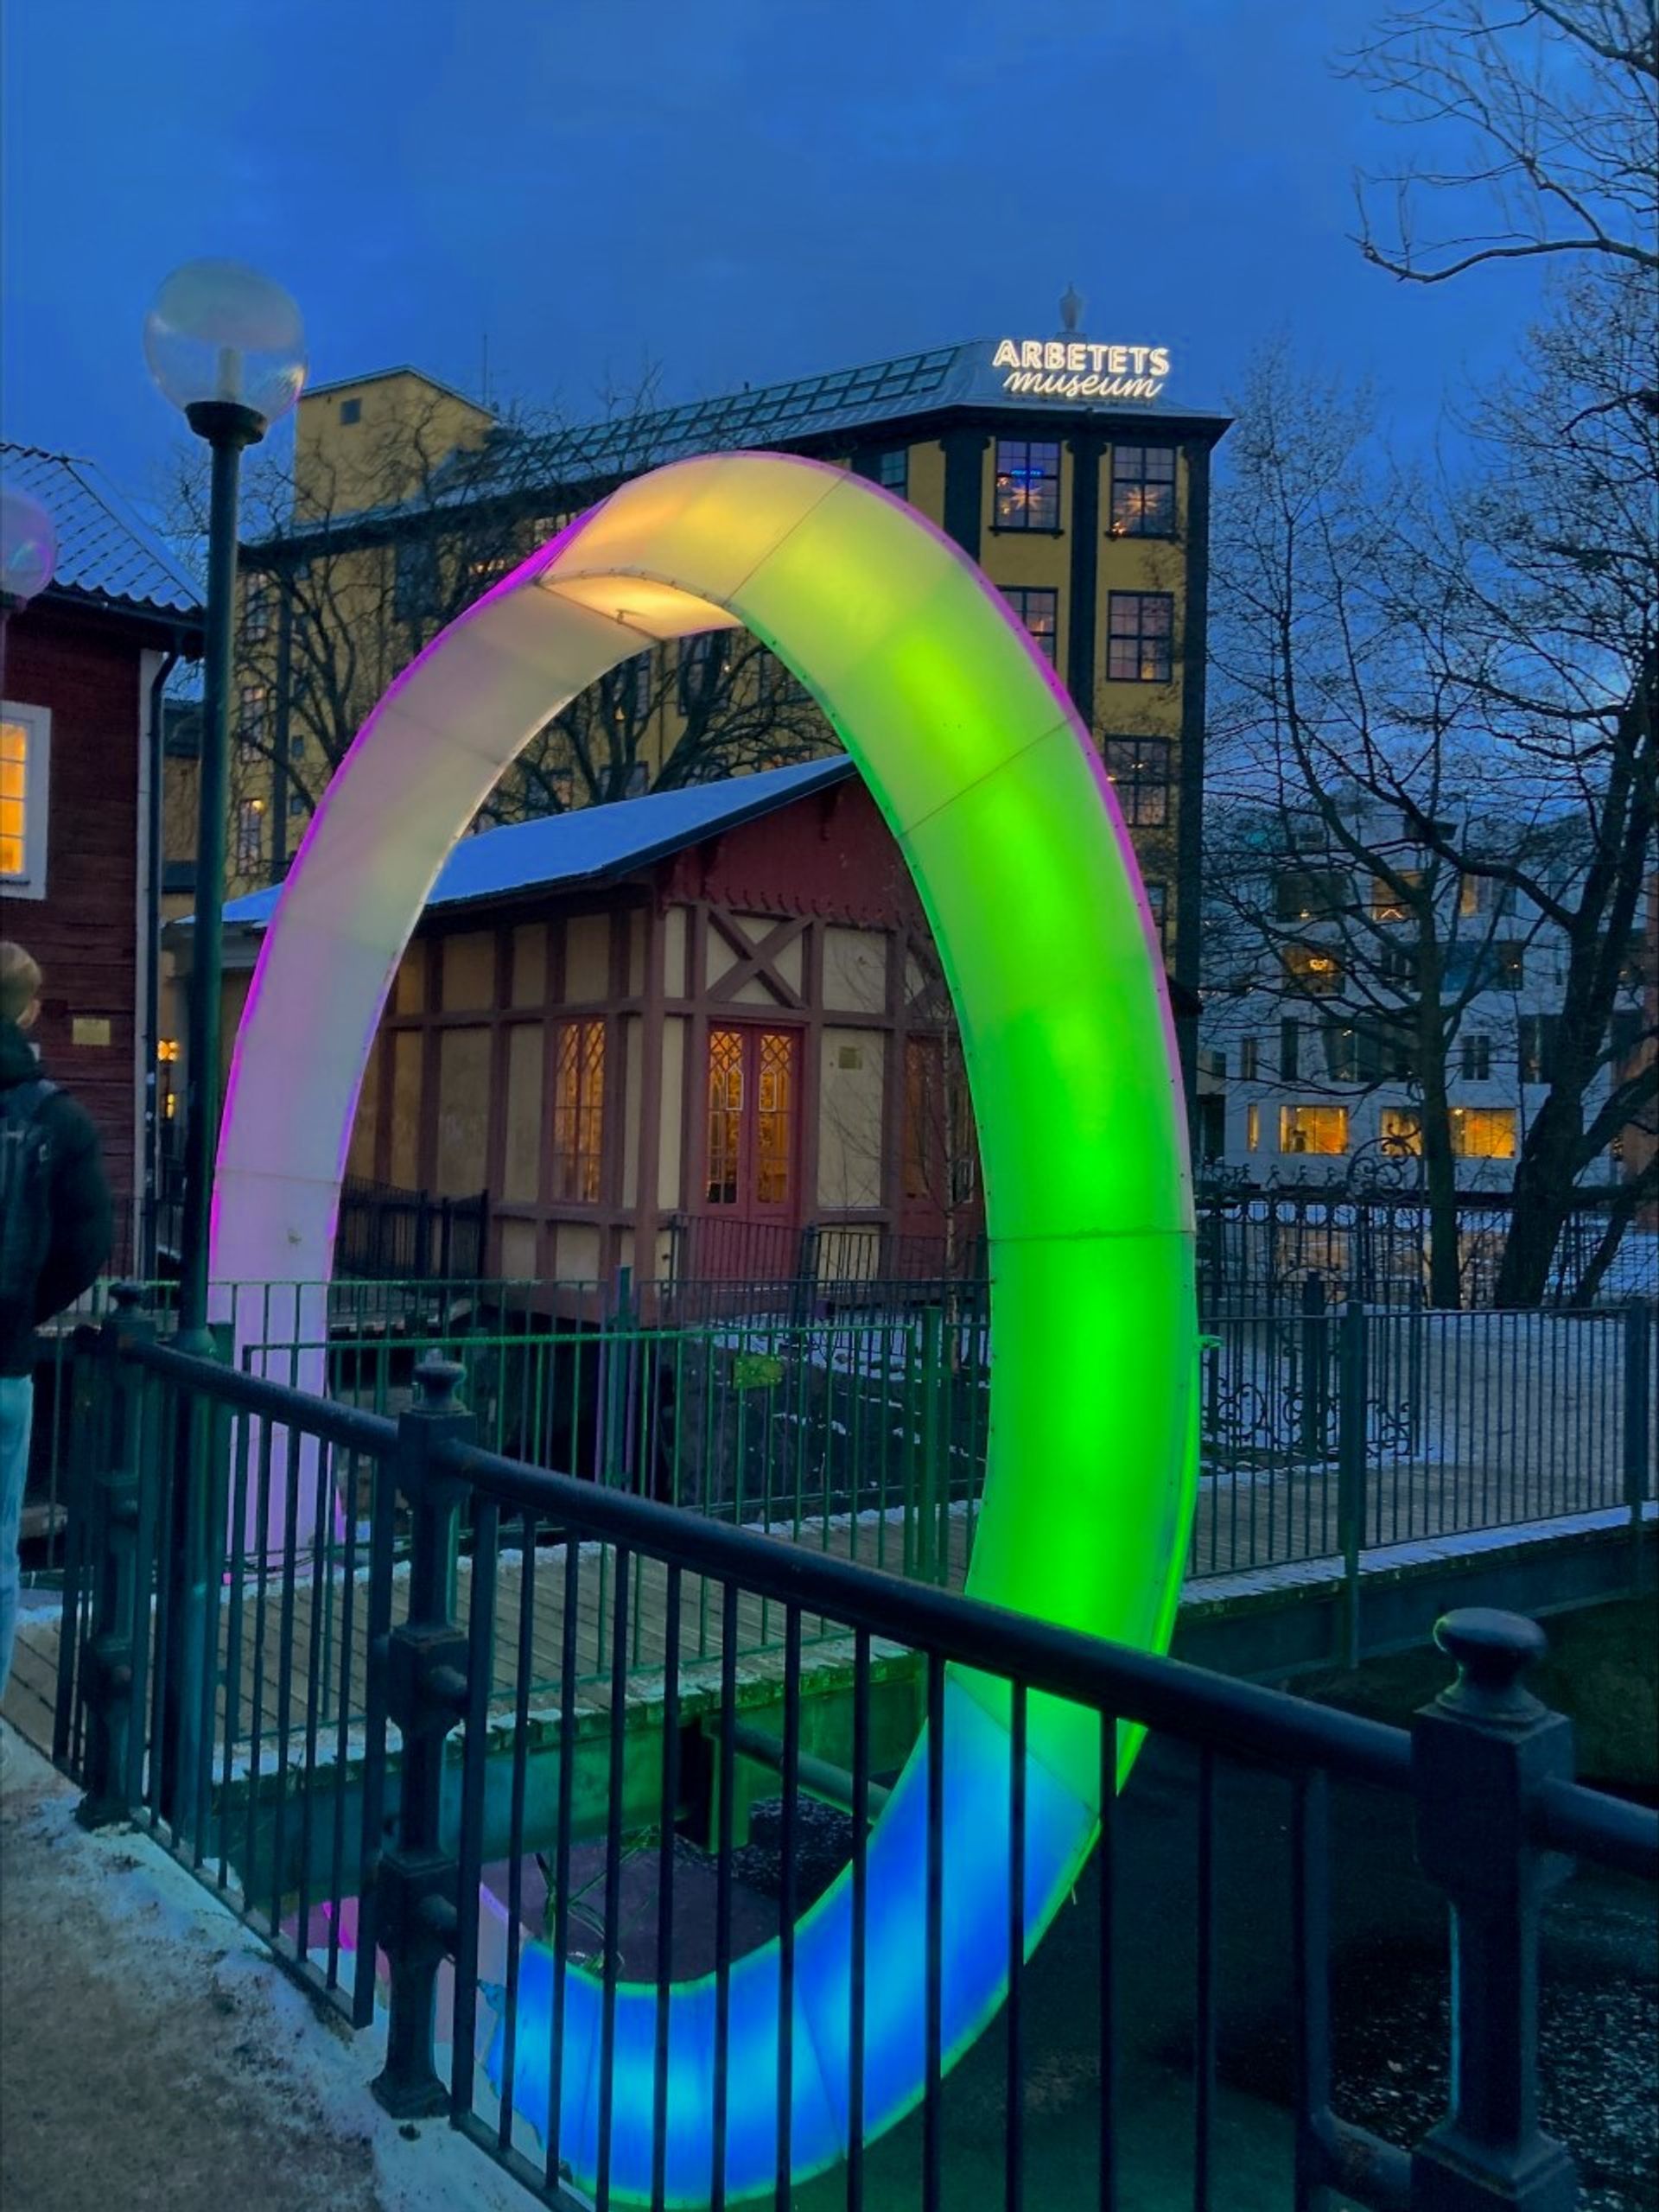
[125,1335,400,1459]
[1532,1773,1659,1879]
[442,1433,1416,1791]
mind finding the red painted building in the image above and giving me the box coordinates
[1,445,202,1266]
[197,757,991,1300]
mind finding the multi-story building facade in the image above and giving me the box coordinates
[1199,797,1652,1195]
[221,315,1230,1105]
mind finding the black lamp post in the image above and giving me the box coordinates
[144,259,305,1351]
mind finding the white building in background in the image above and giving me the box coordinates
[1197,798,1651,1193]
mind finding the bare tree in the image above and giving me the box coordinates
[1209,324,1654,1303]
[163,377,836,885]
[1344,0,1658,285]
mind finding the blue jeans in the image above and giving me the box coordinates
[0,1373,34,1700]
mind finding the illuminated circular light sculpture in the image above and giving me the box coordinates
[214,454,1198,2202]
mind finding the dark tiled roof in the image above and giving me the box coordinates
[1,443,202,626]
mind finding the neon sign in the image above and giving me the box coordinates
[992,335,1169,402]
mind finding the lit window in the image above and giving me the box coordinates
[1280,1103,1350,1156]
[1283,944,1344,997]
[1001,587,1058,665]
[1107,593,1173,683]
[0,702,48,898]
[1379,1108,1422,1156]
[1451,1107,1516,1160]
[1276,868,1346,923]
[235,798,265,871]
[994,440,1061,531]
[1103,736,1171,825]
[1371,870,1423,922]
[551,1019,606,1203]
[1246,1103,1261,1151]
[1459,874,1481,918]
[877,448,908,498]
[706,1029,743,1205]
[1109,445,1176,537]
[756,1030,795,1205]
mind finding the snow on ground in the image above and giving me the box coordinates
[0,1720,537,2212]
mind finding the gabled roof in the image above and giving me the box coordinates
[212,753,857,933]
[1,443,202,627]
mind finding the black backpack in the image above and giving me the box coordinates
[0,1077,56,1323]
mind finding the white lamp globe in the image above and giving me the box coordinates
[143,259,307,433]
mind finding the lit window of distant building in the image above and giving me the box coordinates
[1109,444,1176,537]
[0,704,48,897]
[994,440,1061,531]
[1451,1107,1516,1160]
[1280,1103,1350,1156]
[1106,593,1173,683]
[1001,586,1058,665]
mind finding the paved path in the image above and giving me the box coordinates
[0,1722,531,2212]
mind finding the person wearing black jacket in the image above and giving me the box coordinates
[0,943,112,1707]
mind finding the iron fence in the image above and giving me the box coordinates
[41,1301,1659,2212]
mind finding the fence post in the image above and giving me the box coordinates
[1299,1272,1330,1463]
[370,1354,477,2120]
[914,1306,946,1586]
[1624,1300,1653,1596]
[76,1284,154,1830]
[1409,1610,1577,2212]
[1335,1300,1367,1671]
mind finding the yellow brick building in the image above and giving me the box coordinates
[220,321,1229,1099]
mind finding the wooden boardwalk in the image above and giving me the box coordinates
[3,1445,1634,1774]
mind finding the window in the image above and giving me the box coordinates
[1281,1017,1300,1081]
[876,448,908,497]
[1103,736,1170,825]
[551,1019,606,1203]
[1144,880,1167,944]
[994,439,1061,531]
[604,651,653,726]
[1001,587,1058,665]
[1380,943,1417,988]
[706,1029,744,1205]
[1322,1020,1414,1083]
[1517,1013,1560,1086]
[1276,868,1347,924]
[0,702,48,898]
[1245,1103,1261,1151]
[1379,1108,1422,1157]
[235,798,265,871]
[287,791,307,819]
[1451,1107,1516,1160]
[1240,1038,1259,1084]
[1461,1033,1492,1081]
[394,538,439,625]
[1371,870,1423,922]
[1280,1103,1350,1156]
[679,632,728,713]
[755,1030,794,1205]
[238,683,270,754]
[1109,445,1176,537]
[1283,944,1344,996]
[1493,942,1526,988]
[241,579,271,645]
[1106,593,1173,683]
[339,397,361,425]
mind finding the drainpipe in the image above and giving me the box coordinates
[141,639,184,1281]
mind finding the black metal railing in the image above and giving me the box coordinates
[336,1178,490,1281]
[38,1291,1658,2212]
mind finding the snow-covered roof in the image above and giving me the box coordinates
[214,753,856,932]
[1,443,202,626]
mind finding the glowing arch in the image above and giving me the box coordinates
[215,453,1198,2202]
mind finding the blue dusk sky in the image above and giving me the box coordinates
[3,0,1550,515]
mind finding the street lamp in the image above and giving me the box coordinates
[145,258,305,1350]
